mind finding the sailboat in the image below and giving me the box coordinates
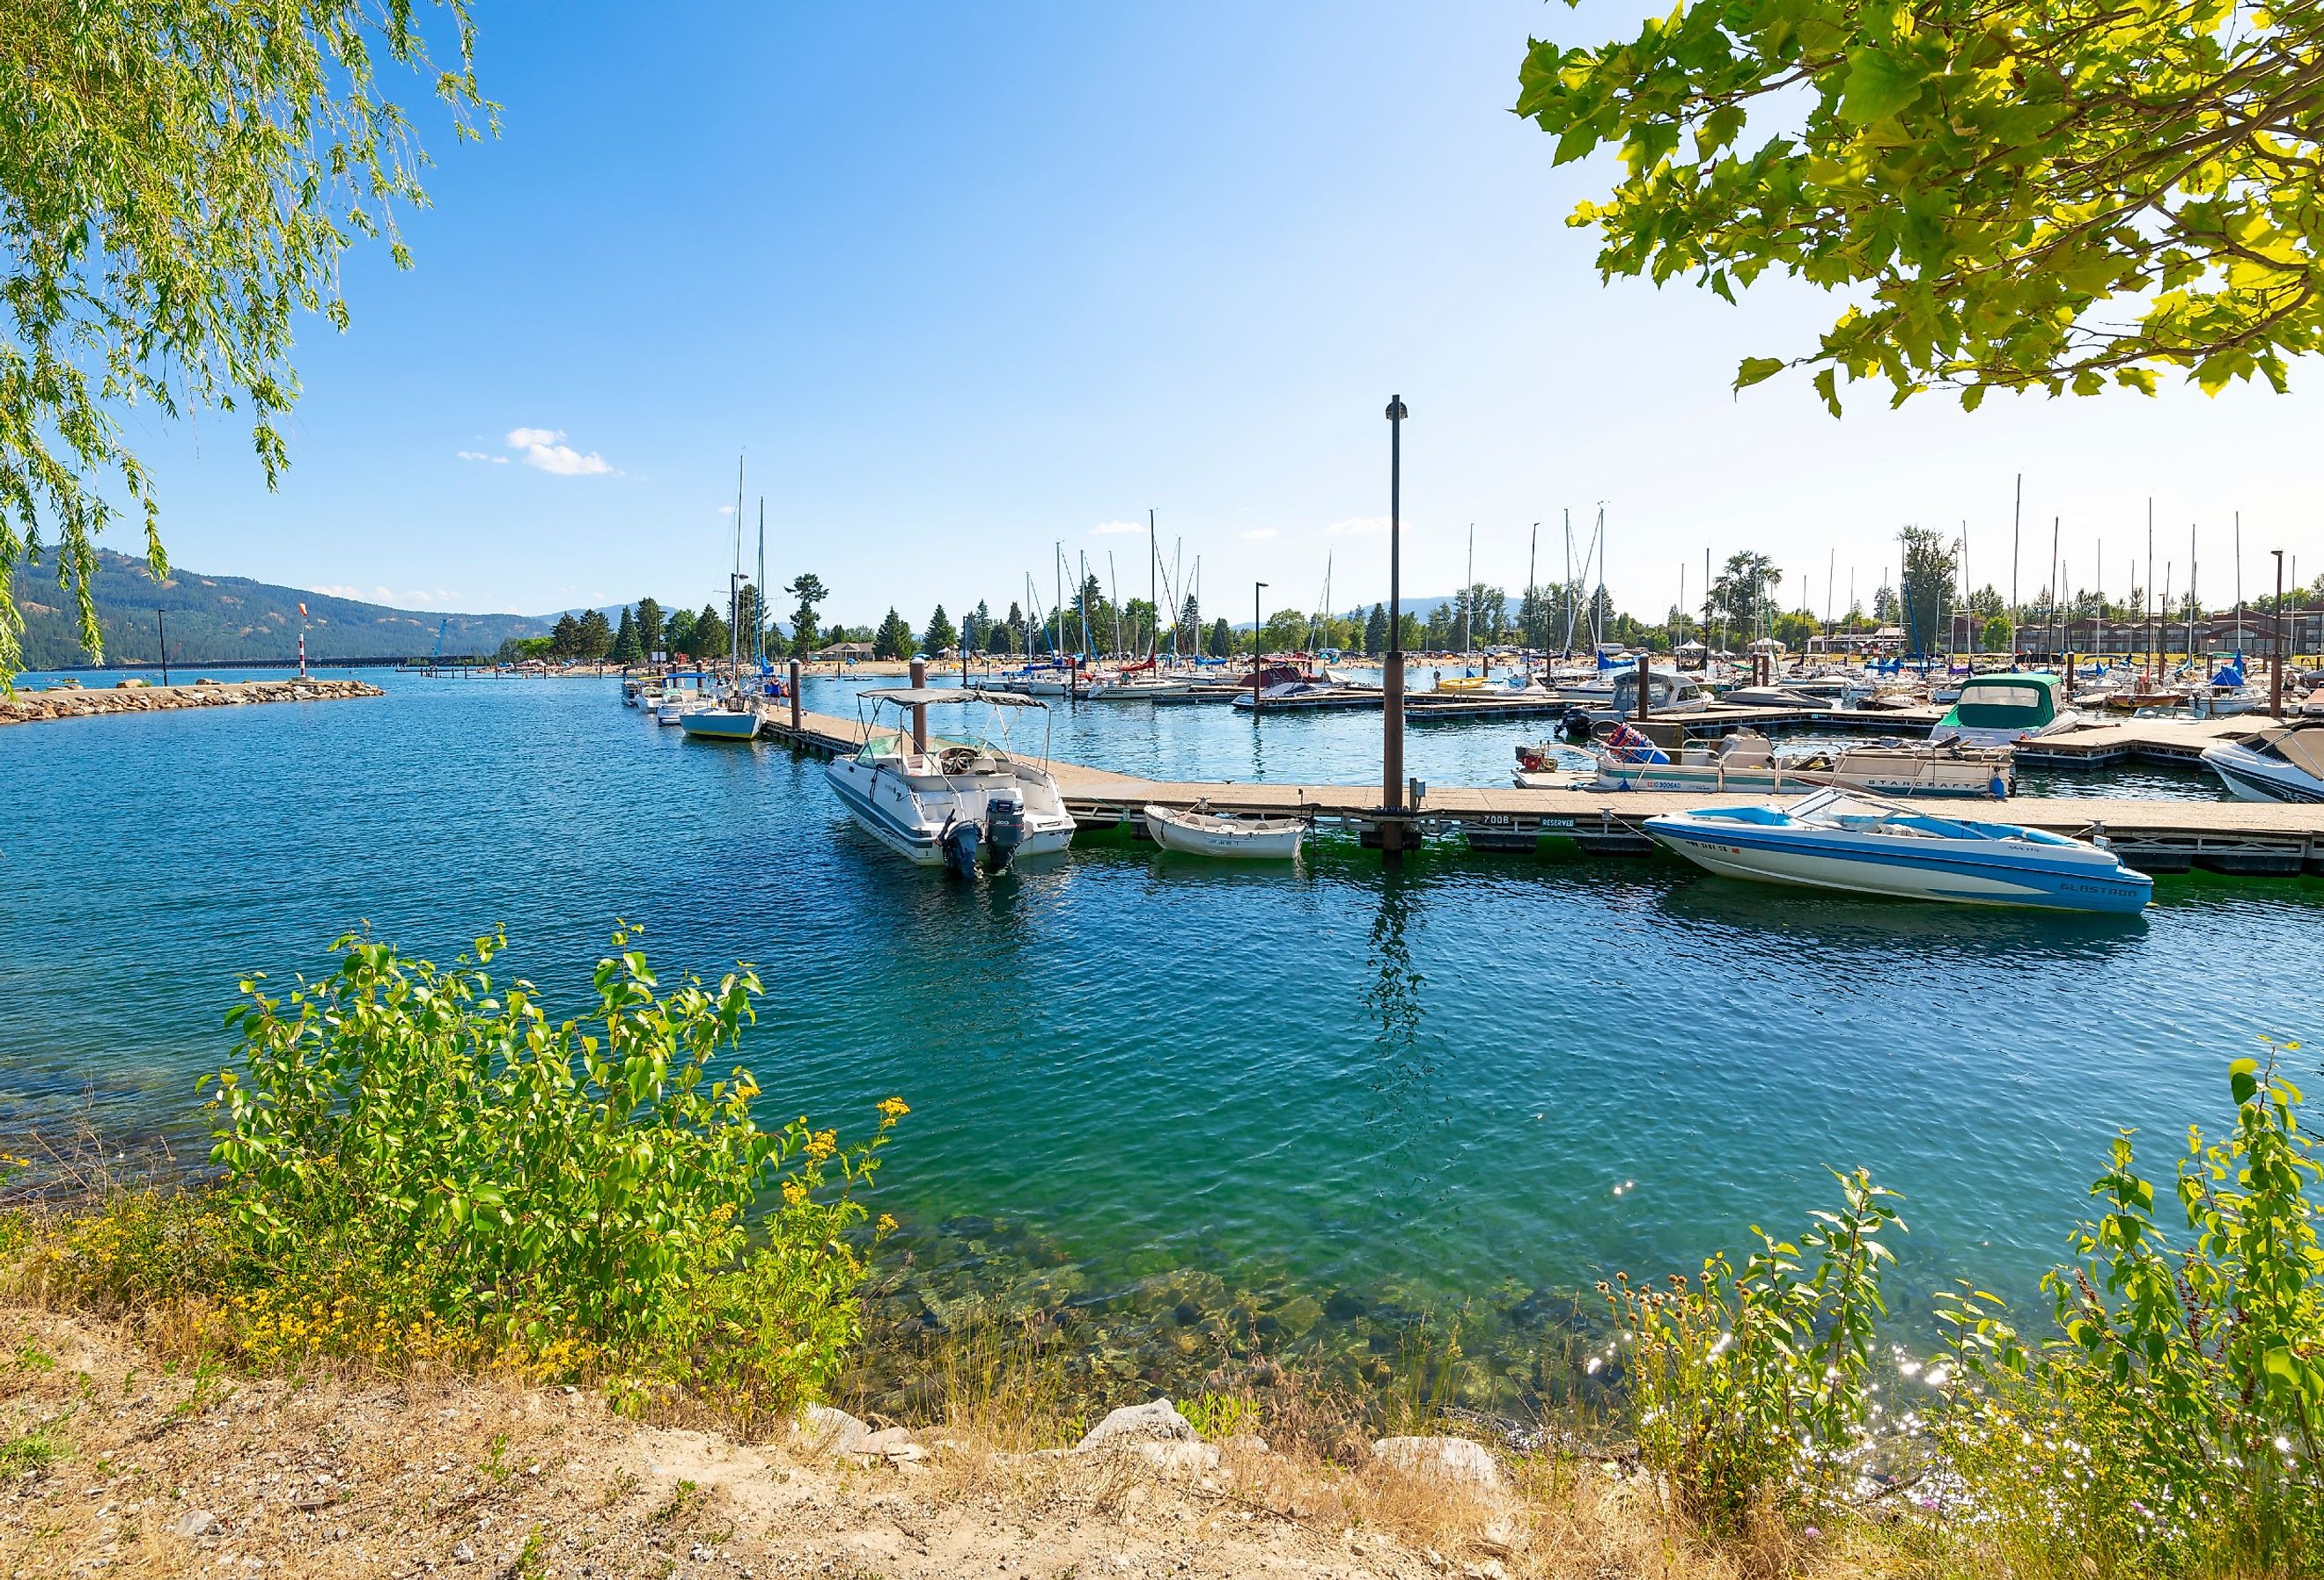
[680,459,762,742]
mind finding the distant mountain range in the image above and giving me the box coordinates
[14,550,557,668]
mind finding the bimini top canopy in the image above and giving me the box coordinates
[860,687,1050,708]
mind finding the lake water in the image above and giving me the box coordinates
[5,667,2314,1411]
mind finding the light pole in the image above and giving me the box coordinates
[1381,396,1408,862]
[2271,548,2286,718]
[1252,582,1267,717]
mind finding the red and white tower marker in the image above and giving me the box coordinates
[298,602,308,678]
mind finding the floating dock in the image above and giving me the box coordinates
[754,702,2324,878]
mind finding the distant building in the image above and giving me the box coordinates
[2013,609,2321,658]
[816,640,877,661]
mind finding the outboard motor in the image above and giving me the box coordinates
[984,790,1028,872]
[941,815,982,877]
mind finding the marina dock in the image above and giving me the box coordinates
[757,701,2324,878]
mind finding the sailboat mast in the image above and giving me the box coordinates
[1593,504,1607,650]
[1526,523,1538,659]
[1149,510,1158,659]
[1563,511,1575,657]
[732,455,745,687]
[2175,520,2194,664]
[1463,524,1474,665]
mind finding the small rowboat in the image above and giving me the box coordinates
[1143,801,1306,859]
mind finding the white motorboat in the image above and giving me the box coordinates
[1929,673,2083,746]
[1089,672,1202,702]
[1565,668,1708,724]
[1643,787,2151,914]
[825,687,1077,871]
[1525,724,2012,797]
[2200,723,2324,803]
[1232,677,1381,710]
[1142,800,1307,859]
[654,672,715,725]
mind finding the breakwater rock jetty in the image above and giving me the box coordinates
[2,676,383,726]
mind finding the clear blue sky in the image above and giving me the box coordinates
[122,1,2324,628]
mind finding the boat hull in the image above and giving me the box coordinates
[678,709,760,740]
[1644,816,2151,913]
[2201,743,2324,803]
[1592,753,2008,798]
[1143,805,1305,859]
[826,758,1076,867]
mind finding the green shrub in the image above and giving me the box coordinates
[199,924,903,1409]
[1939,1049,2324,1576]
[0,924,904,1424]
[1606,1167,1901,1532]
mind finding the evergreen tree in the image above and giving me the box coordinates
[610,606,643,665]
[1208,617,1231,658]
[663,607,696,657]
[966,599,991,651]
[1897,525,1960,658]
[785,574,827,658]
[692,603,730,661]
[1364,603,1387,655]
[923,604,958,653]
[1179,594,1200,653]
[549,611,581,658]
[634,598,664,659]
[733,584,763,656]
[874,607,914,660]
[576,607,613,660]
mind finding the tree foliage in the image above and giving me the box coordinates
[1898,524,1961,655]
[0,0,491,684]
[784,574,826,659]
[923,604,956,654]
[1517,0,2324,414]
[690,604,727,663]
[575,607,612,661]
[1706,551,1782,639]
[872,606,913,661]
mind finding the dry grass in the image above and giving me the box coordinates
[0,1299,1958,1580]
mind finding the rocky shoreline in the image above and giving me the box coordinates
[1,676,382,725]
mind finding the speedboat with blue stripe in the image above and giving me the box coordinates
[826,687,1077,872]
[1643,787,2151,914]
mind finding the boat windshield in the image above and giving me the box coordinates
[853,687,1054,768]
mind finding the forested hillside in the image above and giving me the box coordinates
[15,551,552,666]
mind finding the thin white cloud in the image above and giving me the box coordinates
[1240,527,1278,541]
[308,584,457,607]
[1090,520,1143,536]
[504,426,616,477]
[456,450,509,465]
[1327,516,1388,537]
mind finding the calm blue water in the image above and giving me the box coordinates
[4,668,2313,1394]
